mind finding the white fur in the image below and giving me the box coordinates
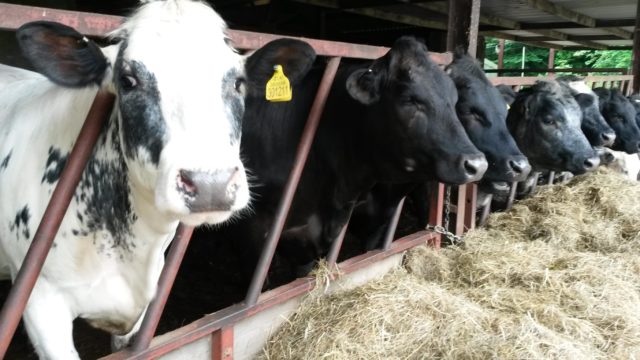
[606,150,640,181]
[0,1,248,358]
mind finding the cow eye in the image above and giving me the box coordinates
[120,74,138,90]
[234,77,246,95]
[542,116,555,125]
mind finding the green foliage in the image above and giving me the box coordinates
[484,37,632,76]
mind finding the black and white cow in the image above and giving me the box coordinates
[0,1,249,358]
[508,80,599,175]
[557,76,616,148]
[227,37,486,278]
[594,87,640,154]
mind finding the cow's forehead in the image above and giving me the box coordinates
[114,0,241,73]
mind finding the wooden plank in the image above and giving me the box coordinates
[446,0,481,56]
[514,19,637,30]
[634,0,640,94]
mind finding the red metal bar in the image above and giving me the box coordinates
[547,171,555,185]
[428,182,444,249]
[505,181,518,210]
[243,57,342,307]
[455,184,466,236]
[547,48,556,78]
[0,3,452,65]
[211,327,234,360]
[102,230,438,360]
[326,215,352,266]
[129,224,195,353]
[382,197,406,250]
[463,184,477,231]
[0,91,115,358]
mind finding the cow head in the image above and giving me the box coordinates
[557,76,615,148]
[446,51,530,182]
[594,88,640,154]
[346,37,487,184]
[17,0,250,226]
[628,94,640,129]
[508,80,599,174]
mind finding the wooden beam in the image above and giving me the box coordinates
[418,3,600,49]
[482,31,606,50]
[293,0,448,30]
[515,19,637,30]
[527,0,632,39]
[338,0,426,8]
[446,0,481,56]
[493,34,627,42]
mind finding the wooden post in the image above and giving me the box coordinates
[447,0,481,57]
[498,39,505,74]
[547,48,556,78]
[476,35,486,63]
[633,0,640,94]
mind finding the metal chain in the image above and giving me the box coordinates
[425,185,465,245]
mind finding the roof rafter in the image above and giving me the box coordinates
[417,2,606,49]
[527,0,632,39]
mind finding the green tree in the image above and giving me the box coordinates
[485,37,632,75]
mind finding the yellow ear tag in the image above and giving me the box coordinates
[266,65,292,102]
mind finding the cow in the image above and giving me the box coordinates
[223,37,486,280]
[594,87,640,154]
[557,75,616,148]
[349,51,531,249]
[0,0,249,358]
[508,80,600,175]
[496,84,517,106]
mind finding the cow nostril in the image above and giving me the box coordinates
[584,157,598,170]
[464,160,479,175]
[602,132,616,143]
[177,170,198,195]
[509,160,523,174]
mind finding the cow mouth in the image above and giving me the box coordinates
[176,171,198,198]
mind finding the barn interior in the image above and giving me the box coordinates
[0,0,640,359]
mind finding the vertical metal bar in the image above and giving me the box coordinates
[463,183,477,231]
[497,39,505,71]
[633,0,640,94]
[0,91,115,358]
[382,197,406,250]
[547,48,556,78]
[130,224,195,352]
[455,184,466,236]
[244,57,342,307]
[547,171,555,185]
[428,182,445,249]
[326,216,351,266]
[505,181,518,210]
[211,327,234,360]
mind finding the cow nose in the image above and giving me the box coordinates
[583,156,600,172]
[177,168,242,212]
[462,154,488,180]
[601,132,616,146]
[507,156,531,178]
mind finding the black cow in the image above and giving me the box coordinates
[508,80,599,174]
[628,93,640,128]
[594,87,640,154]
[349,51,530,250]
[496,84,517,106]
[557,76,616,148]
[232,37,486,277]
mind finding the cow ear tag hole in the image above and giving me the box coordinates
[266,65,292,102]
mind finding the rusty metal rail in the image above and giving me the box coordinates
[0,91,115,358]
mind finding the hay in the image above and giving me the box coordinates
[261,169,640,359]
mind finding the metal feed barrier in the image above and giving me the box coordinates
[0,4,451,359]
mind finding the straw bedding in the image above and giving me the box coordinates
[261,169,640,359]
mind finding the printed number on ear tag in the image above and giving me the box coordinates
[266,65,292,102]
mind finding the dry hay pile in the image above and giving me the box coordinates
[261,169,640,359]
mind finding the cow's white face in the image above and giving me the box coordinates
[16,0,250,226]
[111,1,250,225]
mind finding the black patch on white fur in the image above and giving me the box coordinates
[0,151,11,171]
[9,205,30,240]
[42,147,69,184]
[115,44,166,166]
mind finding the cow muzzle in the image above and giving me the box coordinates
[177,167,246,212]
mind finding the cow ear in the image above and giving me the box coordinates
[246,38,316,92]
[575,93,594,107]
[346,68,380,105]
[17,21,108,87]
